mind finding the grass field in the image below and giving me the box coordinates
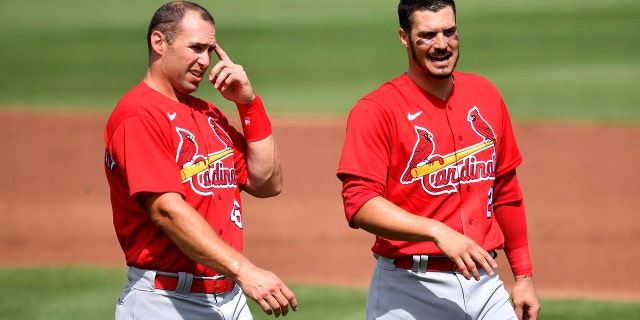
[1,267,640,320]
[0,0,639,122]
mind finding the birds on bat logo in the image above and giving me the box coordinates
[401,127,443,183]
[402,106,497,195]
[174,120,236,195]
[209,118,233,149]
[175,128,205,169]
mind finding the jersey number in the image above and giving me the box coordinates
[486,186,494,218]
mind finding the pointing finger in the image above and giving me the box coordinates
[214,44,231,62]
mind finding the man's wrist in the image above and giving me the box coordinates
[236,95,272,142]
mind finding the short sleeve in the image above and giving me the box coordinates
[337,99,393,186]
[110,115,185,197]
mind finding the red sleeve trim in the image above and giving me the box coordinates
[504,246,533,277]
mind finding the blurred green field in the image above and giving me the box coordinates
[1,267,639,320]
[0,0,638,122]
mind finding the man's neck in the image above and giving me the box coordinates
[406,70,454,101]
[143,70,187,104]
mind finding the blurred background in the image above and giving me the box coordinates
[1,0,638,122]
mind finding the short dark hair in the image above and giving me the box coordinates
[146,1,215,55]
[398,0,456,33]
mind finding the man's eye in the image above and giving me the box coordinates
[422,34,436,41]
[444,29,457,37]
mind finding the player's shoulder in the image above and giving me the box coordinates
[114,82,183,117]
[107,82,177,130]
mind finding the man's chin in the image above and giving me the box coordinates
[185,82,201,93]
[430,69,453,80]
[428,59,457,79]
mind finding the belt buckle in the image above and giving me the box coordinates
[213,278,222,295]
[207,276,233,295]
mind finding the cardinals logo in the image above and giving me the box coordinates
[175,120,236,196]
[402,107,497,195]
[176,128,205,169]
[468,106,496,142]
[209,118,233,149]
[401,127,443,183]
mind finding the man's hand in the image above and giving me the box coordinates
[432,223,498,281]
[512,275,541,320]
[209,44,255,105]
[235,262,299,317]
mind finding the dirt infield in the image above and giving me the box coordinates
[1,110,638,301]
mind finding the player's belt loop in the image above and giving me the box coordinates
[412,255,429,274]
[175,272,194,296]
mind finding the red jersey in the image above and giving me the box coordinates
[337,72,523,258]
[104,82,249,277]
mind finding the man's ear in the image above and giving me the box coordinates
[399,28,410,49]
[150,30,166,55]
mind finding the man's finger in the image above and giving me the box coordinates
[284,290,298,311]
[290,296,299,312]
[258,299,273,316]
[461,256,481,281]
[514,304,524,320]
[265,296,281,317]
[214,44,231,62]
[473,251,496,276]
[454,258,471,280]
[483,251,497,275]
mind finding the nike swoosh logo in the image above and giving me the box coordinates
[167,112,177,121]
[407,111,423,121]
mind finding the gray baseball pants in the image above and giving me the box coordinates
[115,266,252,320]
[367,254,517,320]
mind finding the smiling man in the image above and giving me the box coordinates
[336,0,541,319]
[104,2,297,319]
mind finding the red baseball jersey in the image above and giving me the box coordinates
[337,72,523,258]
[104,82,249,277]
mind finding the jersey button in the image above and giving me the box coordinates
[468,219,475,225]
[448,106,453,110]
[458,136,463,141]
[466,186,471,192]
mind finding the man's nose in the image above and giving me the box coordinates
[432,33,447,49]
[198,52,211,69]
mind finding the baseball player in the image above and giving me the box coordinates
[336,1,541,319]
[103,2,297,319]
